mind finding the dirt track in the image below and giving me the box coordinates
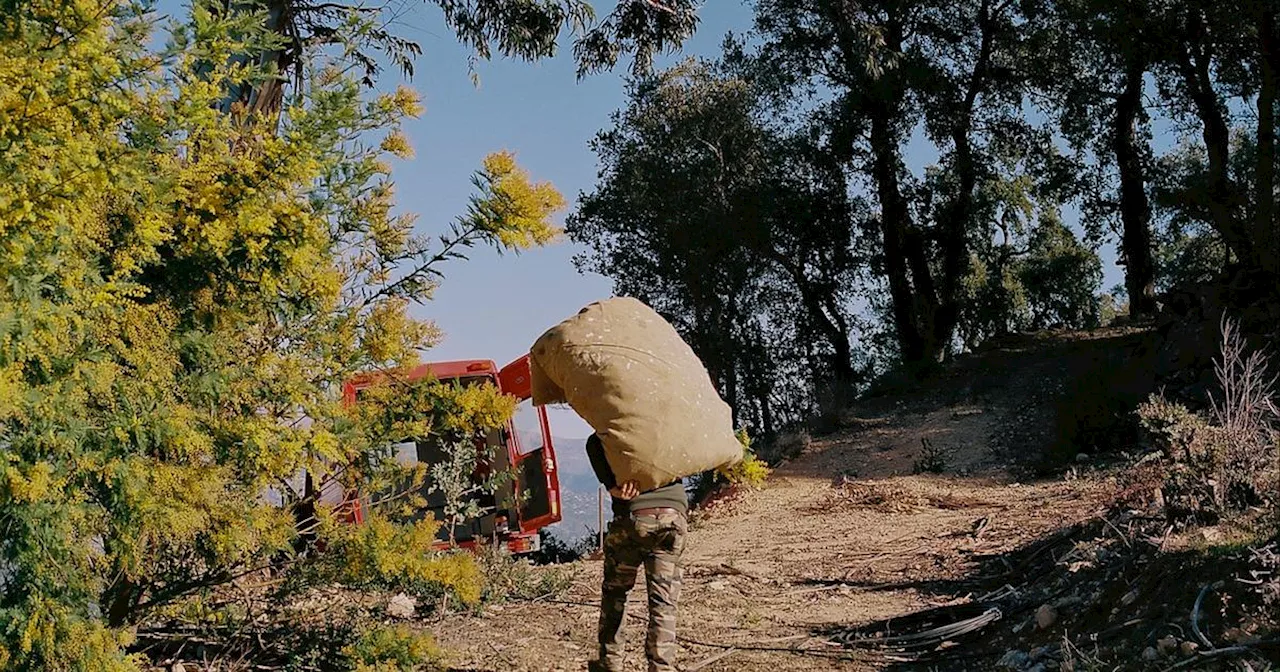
[431,354,1119,672]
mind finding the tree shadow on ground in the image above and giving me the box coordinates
[806,520,1279,672]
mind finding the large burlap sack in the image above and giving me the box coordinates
[529,297,743,492]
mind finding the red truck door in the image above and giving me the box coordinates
[499,355,562,533]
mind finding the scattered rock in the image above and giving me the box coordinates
[387,593,417,619]
[1142,647,1160,662]
[1180,640,1200,657]
[998,649,1030,669]
[1036,604,1058,630]
[1220,626,1261,644]
[708,580,729,591]
[1157,636,1178,655]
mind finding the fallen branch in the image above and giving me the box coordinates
[845,542,932,568]
[1190,583,1218,650]
[1158,642,1280,672]
[972,513,996,540]
[688,562,765,581]
[684,647,739,671]
[782,584,847,597]
[677,634,884,661]
[1099,515,1133,549]
[828,607,1003,649]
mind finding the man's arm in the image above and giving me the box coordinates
[585,434,617,491]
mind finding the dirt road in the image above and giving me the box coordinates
[433,386,1114,672]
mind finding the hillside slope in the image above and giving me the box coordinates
[431,328,1277,672]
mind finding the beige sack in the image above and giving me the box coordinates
[529,297,743,492]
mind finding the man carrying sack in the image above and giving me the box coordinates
[528,297,743,672]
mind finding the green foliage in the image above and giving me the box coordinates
[209,0,703,95]
[344,625,448,672]
[1098,290,1129,325]
[959,210,1103,348]
[0,1,562,668]
[1019,216,1104,329]
[428,0,701,79]
[717,429,771,489]
[1149,139,1240,290]
[569,57,862,431]
[426,435,518,547]
[305,515,485,605]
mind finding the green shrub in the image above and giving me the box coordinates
[0,4,563,667]
[717,429,771,489]
[298,515,486,606]
[1134,318,1279,524]
[344,625,449,672]
[911,438,948,474]
[478,546,578,603]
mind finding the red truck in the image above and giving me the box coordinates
[338,355,563,555]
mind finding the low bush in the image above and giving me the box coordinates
[716,429,771,489]
[478,546,578,603]
[1134,318,1279,526]
[757,430,811,464]
[345,624,450,672]
[912,437,948,474]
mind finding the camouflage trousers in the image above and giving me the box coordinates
[595,510,686,672]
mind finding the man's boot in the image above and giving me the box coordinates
[587,659,620,672]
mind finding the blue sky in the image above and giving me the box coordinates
[376,1,758,439]
[151,1,1128,440]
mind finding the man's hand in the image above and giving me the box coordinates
[608,480,639,500]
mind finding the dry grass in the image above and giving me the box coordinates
[808,477,991,514]
[1209,318,1280,509]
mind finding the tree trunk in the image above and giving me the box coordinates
[770,251,858,386]
[215,0,292,125]
[1257,6,1278,274]
[1113,56,1158,316]
[871,110,931,363]
[936,122,973,356]
[800,284,857,388]
[934,0,995,360]
[822,295,857,386]
[104,575,137,628]
[832,6,940,365]
[1174,16,1254,265]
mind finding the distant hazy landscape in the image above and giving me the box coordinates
[543,436,607,544]
[512,432,606,544]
